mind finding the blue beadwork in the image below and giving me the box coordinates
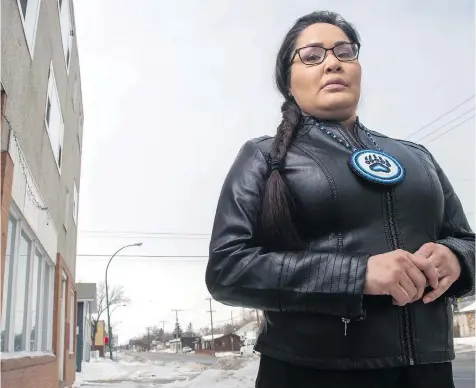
[314,121,405,186]
[316,122,382,152]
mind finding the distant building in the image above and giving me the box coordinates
[169,336,201,352]
[76,283,97,372]
[454,301,476,338]
[196,333,241,354]
[1,0,84,387]
[93,321,106,357]
[235,321,259,342]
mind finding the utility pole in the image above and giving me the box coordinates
[146,327,152,351]
[206,298,216,351]
[231,311,234,351]
[255,309,261,326]
[160,320,167,348]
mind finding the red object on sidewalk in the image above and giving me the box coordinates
[104,336,109,345]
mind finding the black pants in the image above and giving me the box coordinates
[256,356,455,388]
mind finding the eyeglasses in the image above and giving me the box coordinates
[291,42,360,66]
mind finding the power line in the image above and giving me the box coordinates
[425,115,474,144]
[413,108,474,143]
[80,230,211,236]
[82,234,209,241]
[77,254,208,258]
[405,95,475,140]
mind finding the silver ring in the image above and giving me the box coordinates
[435,267,441,278]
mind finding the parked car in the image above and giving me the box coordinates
[240,337,259,356]
[182,347,193,353]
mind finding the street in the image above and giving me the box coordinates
[453,352,475,388]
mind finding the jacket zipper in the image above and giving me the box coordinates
[351,124,415,365]
[385,191,415,365]
[335,124,367,336]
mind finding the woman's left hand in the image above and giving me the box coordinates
[414,242,461,304]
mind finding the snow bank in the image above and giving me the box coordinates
[454,336,476,347]
[215,351,240,358]
[164,357,259,388]
[72,355,204,387]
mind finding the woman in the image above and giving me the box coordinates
[205,11,474,388]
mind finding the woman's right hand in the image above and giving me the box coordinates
[363,249,439,306]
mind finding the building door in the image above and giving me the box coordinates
[58,273,67,380]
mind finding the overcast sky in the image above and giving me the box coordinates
[73,0,475,343]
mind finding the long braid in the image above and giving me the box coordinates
[261,99,302,248]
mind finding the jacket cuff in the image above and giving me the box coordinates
[437,237,475,298]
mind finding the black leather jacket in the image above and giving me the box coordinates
[206,117,475,370]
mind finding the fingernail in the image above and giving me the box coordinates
[423,297,432,304]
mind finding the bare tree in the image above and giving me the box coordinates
[91,282,130,343]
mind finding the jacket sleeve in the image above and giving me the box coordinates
[205,140,369,318]
[431,156,475,298]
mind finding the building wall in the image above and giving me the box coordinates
[51,254,77,388]
[2,356,57,388]
[1,1,83,387]
[0,151,14,313]
[1,0,84,277]
[213,334,241,352]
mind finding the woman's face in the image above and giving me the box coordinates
[289,23,361,122]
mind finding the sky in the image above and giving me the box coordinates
[73,0,475,343]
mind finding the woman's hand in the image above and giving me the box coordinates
[414,242,461,304]
[364,249,439,306]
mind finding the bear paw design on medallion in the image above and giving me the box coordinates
[364,154,391,174]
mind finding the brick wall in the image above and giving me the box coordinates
[0,151,13,315]
[53,253,77,387]
[2,356,57,388]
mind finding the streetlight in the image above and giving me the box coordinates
[110,304,127,319]
[106,242,142,360]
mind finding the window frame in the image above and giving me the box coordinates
[69,290,75,354]
[1,205,55,355]
[73,180,78,225]
[44,65,64,173]
[58,0,74,72]
[16,0,42,59]
[64,188,70,231]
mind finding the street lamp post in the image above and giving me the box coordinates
[105,243,142,360]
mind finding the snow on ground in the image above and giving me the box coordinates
[72,353,205,387]
[215,352,241,358]
[163,356,259,388]
[454,336,476,353]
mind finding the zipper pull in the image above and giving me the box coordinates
[342,318,350,336]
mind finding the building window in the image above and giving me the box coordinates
[73,180,78,224]
[13,233,31,351]
[45,66,64,171]
[41,264,54,352]
[64,189,70,230]
[1,218,16,352]
[1,213,55,355]
[59,0,74,71]
[69,290,75,354]
[16,0,41,57]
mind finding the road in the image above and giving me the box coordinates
[453,352,474,388]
